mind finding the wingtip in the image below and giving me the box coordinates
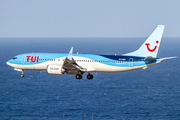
[69,47,73,52]
[158,25,165,28]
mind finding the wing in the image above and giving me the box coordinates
[62,47,92,74]
[63,57,86,72]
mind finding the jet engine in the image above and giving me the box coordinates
[46,65,65,75]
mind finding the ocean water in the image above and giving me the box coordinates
[0,37,180,120]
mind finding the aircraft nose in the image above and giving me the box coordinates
[6,59,12,67]
[6,61,10,66]
[6,60,15,68]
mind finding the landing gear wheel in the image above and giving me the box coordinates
[20,70,24,78]
[87,74,93,80]
[21,74,24,78]
[76,74,82,79]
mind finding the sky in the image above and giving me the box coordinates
[0,0,180,37]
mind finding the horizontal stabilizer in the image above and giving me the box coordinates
[161,56,177,60]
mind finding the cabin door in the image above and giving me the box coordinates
[21,55,26,64]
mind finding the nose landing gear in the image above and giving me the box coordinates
[20,70,24,78]
[21,74,24,77]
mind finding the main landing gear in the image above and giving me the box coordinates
[76,74,82,79]
[87,74,93,80]
[75,73,94,80]
[87,71,93,80]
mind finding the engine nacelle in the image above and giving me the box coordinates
[46,65,65,75]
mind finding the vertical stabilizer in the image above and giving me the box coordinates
[125,25,165,58]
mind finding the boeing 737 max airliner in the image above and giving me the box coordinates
[6,25,176,79]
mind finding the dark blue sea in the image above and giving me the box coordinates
[0,37,180,120]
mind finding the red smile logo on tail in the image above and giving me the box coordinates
[145,41,159,52]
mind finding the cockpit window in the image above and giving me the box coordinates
[13,57,17,60]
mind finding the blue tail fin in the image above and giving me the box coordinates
[125,25,165,58]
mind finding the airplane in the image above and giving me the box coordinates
[6,25,176,80]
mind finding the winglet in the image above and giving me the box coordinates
[67,47,73,60]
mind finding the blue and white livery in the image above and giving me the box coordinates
[6,25,176,79]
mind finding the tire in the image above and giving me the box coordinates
[87,74,93,80]
[21,74,24,78]
[76,74,82,79]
